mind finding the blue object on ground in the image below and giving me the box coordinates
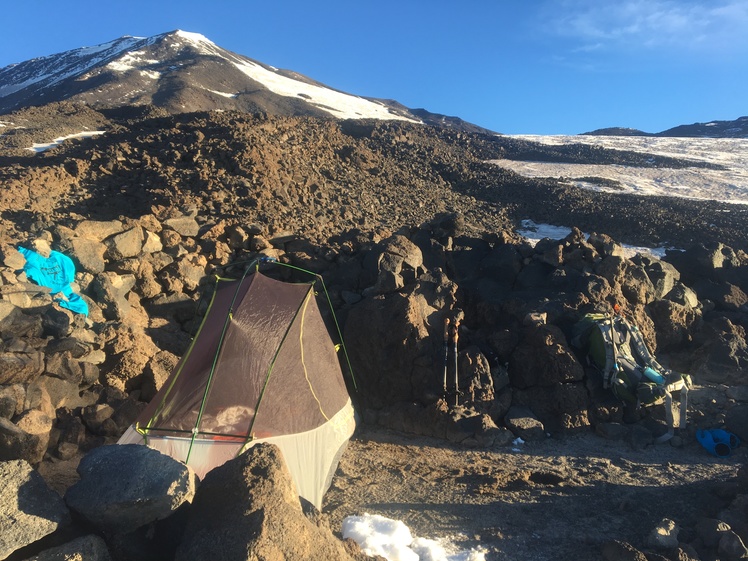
[696,429,740,457]
[17,246,89,316]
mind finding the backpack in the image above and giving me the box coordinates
[572,312,691,441]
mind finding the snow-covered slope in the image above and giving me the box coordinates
[0,36,143,100]
[0,30,420,123]
[493,135,748,204]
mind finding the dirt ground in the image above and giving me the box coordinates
[323,423,744,561]
[36,396,744,561]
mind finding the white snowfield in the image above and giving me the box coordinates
[491,135,748,205]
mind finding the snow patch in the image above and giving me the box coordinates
[343,513,486,561]
[208,89,238,99]
[174,30,213,45]
[517,219,669,259]
[231,59,420,122]
[107,51,160,73]
[27,130,105,153]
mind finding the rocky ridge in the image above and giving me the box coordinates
[2,102,747,252]
[0,103,747,560]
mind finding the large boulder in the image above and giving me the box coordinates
[664,242,743,286]
[0,410,54,465]
[632,254,680,300]
[693,280,748,312]
[691,317,748,384]
[0,338,45,385]
[175,443,357,561]
[363,234,424,295]
[507,322,589,432]
[344,282,449,409]
[0,459,71,560]
[70,237,107,274]
[90,271,137,320]
[508,323,585,389]
[64,444,196,534]
[20,534,112,561]
[104,226,144,261]
[647,299,702,351]
[480,243,523,289]
[0,383,24,419]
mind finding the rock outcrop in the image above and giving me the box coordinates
[175,443,362,561]
[1,444,370,561]
[0,460,70,559]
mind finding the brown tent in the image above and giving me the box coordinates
[119,265,356,508]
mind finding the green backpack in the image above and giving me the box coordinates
[573,312,691,440]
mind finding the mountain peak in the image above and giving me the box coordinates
[170,29,214,45]
[0,30,498,133]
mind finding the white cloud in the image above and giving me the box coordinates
[546,0,748,55]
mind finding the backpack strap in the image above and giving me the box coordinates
[655,382,689,443]
[596,315,618,389]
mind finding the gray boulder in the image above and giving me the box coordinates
[363,234,424,295]
[20,534,112,561]
[71,237,107,274]
[73,220,124,242]
[0,383,24,419]
[0,459,71,560]
[0,338,45,385]
[588,231,624,258]
[694,280,748,312]
[633,254,680,300]
[175,443,356,561]
[665,282,700,308]
[0,410,53,465]
[647,299,701,351]
[90,271,136,320]
[504,405,546,442]
[164,216,200,237]
[64,444,196,534]
[104,226,144,261]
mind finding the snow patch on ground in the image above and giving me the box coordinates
[517,219,670,259]
[343,513,486,561]
[208,89,238,99]
[27,131,105,153]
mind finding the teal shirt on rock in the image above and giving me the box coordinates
[17,246,89,316]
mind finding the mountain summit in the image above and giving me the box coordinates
[0,30,490,133]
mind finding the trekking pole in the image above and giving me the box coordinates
[442,318,450,396]
[452,319,460,407]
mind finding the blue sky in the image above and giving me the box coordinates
[1,0,747,135]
